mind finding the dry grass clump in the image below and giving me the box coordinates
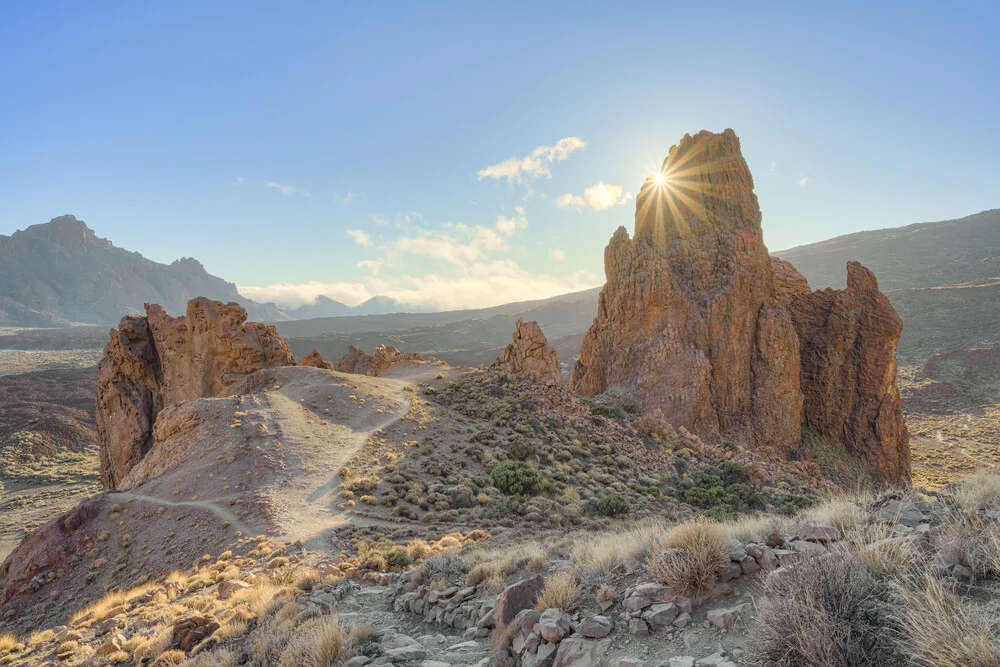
[596,585,618,606]
[570,518,667,573]
[932,512,1000,580]
[151,649,187,666]
[491,622,520,667]
[802,496,866,534]
[897,572,1000,667]
[720,513,794,544]
[747,556,906,667]
[842,523,923,577]
[69,581,160,624]
[0,634,24,655]
[181,648,238,667]
[534,571,579,611]
[954,470,1000,510]
[276,616,345,667]
[465,542,547,591]
[230,578,296,616]
[644,519,728,597]
[130,628,174,663]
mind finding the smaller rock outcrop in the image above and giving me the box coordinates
[97,298,296,488]
[299,349,335,371]
[494,319,561,386]
[337,344,423,377]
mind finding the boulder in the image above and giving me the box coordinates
[577,615,613,638]
[171,615,220,651]
[299,349,335,370]
[494,575,544,626]
[642,602,679,630]
[494,319,561,386]
[217,579,251,600]
[537,608,572,642]
[97,298,295,488]
[337,344,423,377]
[706,604,747,629]
[553,637,613,667]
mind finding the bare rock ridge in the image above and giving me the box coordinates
[299,348,335,370]
[570,129,910,483]
[336,344,423,377]
[96,297,296,488]
[494,319,561,386]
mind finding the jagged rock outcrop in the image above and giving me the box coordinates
[299,349,335,371]
[494,319,561,386]
[570,129,909,482]
[337,344,423,377]
[570,129,803,459]
[773,258,910,483]
[97,297,295,488]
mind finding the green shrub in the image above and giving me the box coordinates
[505,437,536,462]
[597,493,630,517]
[490,461,540,496]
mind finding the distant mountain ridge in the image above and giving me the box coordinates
[0,215,287,326]
[0,216,421,327]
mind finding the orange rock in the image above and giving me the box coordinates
[336,344,422,376]
[494,319,561,386]
[299,348,335,370]
[96,297,295,488]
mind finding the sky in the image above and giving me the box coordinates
[1,2,998,311]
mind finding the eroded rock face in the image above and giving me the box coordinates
[494,319,561,386]
[97,297,295,488]
[300,349,335,371]
[570,129,909,482]
[337,344,423,377]
[774,259,911,483]
[570,129,803,459]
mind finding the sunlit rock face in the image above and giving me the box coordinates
[571,129,803,459]
[97,297,296,488]
[571,129,910,482]
[494,319,561,386]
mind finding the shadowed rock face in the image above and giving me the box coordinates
[336,344,423,377]
[97,297,295,488]
[773,258,911,483]
[494,319,561,386]
[571,129,910,482]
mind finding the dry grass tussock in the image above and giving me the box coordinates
[897,572,1000,667]
[181,648,238,667]
[276,616,345,667]
[570,518,667,573]
[932,511,1000,580]
[954,470,1000,510]
[842,522,922,577]
[465,541,547,591]
[69,581,161,624]
[535,571,580,611]
[645,519,729,597]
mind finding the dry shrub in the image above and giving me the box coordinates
[955,470,1000,510]
[151,650,187,667]
[534,571,579,611]
[644,519,728,597]
[898,572,1000,666]
[276,616,344,667]
[491,622,520,667]
[570,519,667,573]
[182,648,238,667]
[933,512,1000,580]
[747,556,905,667]
[843,523,922,577]
[596,585,618,605]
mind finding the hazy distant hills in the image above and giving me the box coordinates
[0,216,418,327]
[774,209,1000,364]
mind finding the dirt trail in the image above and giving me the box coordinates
[110,491,252,535]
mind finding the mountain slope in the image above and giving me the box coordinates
[0,215,288,325]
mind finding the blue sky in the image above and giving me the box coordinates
[1,2,997,310]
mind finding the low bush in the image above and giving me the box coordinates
[596,493,630,517]
[490,461,540,496]
[644,520,728,596]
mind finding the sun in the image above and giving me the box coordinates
[654,172,666,185]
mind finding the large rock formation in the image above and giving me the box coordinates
[494,319,561,386]
[571,130,803,459]
[773,259,910,483]
[570,129,910,483]
[97,297,295,488]
[337,344,423,377]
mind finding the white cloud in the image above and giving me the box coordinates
[556,182,631,211]
[769,162,777,175]
[237,281,370,308]
[345,229,372,248]
[547,248,565,261]
[798,176,808,188]
[235,177,245,184]
[371,214,388,226]
[357,259,383,275]
[478,137,586,184]
[388,208,527,267]
[265,181,310,196]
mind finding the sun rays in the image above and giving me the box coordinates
[637,144,728,242]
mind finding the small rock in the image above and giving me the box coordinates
[538,608,572,642]
[798,524,839,543]
[578,615,614,639]
[495,576,545,626]
[629,618,650,637]
[642,603,679,630]
[706,604,746,629]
